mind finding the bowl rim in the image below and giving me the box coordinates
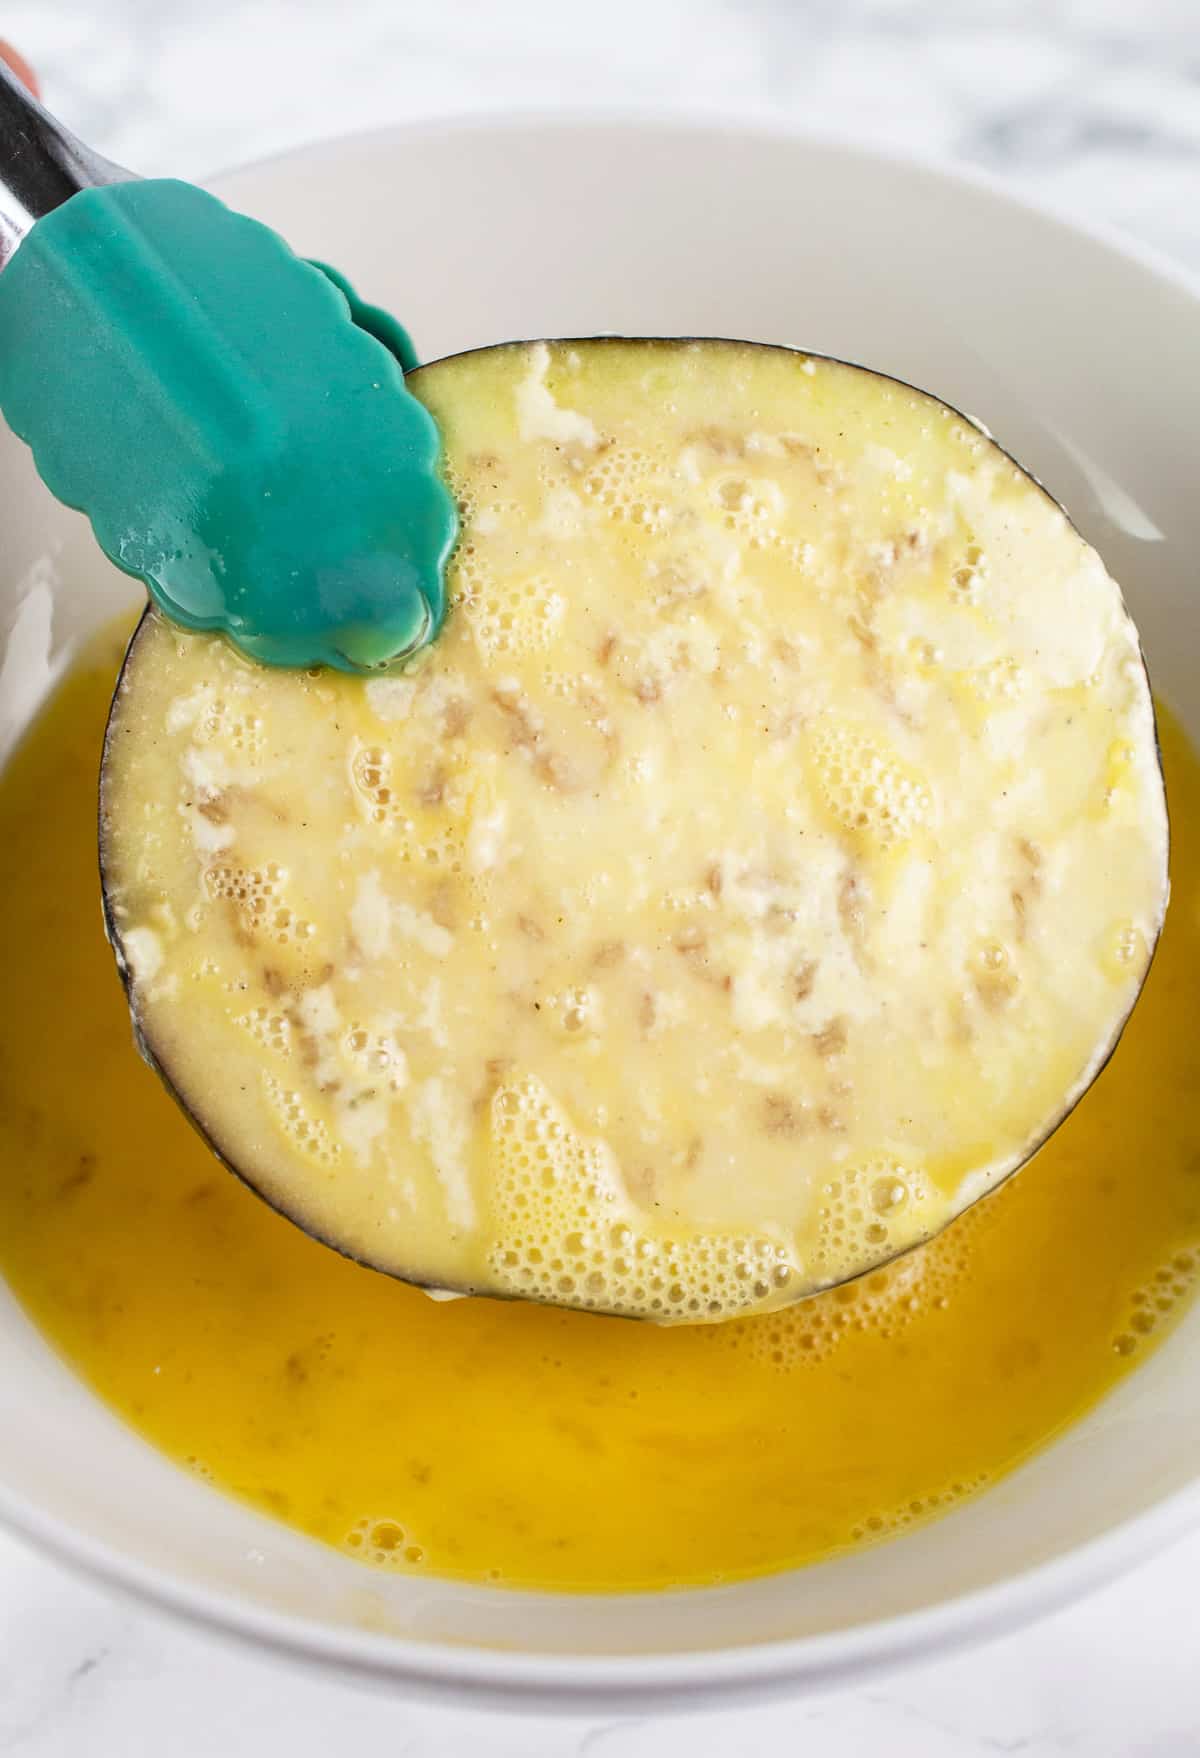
[2,1459,1197,1712]
[4,100,1200,1711]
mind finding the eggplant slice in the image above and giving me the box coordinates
[99,338,1169,1323]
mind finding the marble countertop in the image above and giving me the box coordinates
[2,1,1200,1752]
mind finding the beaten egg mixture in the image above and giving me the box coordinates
[0,624,1195,1589]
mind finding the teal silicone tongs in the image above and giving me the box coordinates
[0,59,456,673]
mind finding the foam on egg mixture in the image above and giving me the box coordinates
[99,339,1168,1318]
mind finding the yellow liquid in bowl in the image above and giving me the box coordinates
[0,624,1198,1592]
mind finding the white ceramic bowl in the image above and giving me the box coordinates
[2,111,1200,1715]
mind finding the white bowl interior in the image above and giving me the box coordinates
[2,115,1199,1706]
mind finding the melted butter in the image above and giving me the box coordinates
[0,628,1198,1590]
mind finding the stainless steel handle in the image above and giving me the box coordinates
[0,59,134,270]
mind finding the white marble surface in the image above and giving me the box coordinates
[2,1,1200,1752]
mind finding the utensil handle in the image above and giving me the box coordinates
[0,59,133,270]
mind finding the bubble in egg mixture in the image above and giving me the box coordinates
[487,1074,798,1320]
[808,722,934,849]
[344,1517,426,1569]
[236,1005,292,1057]
[263,1074,341,1167]
[348,737,477,871]
[203,862,314,946]
[813,1154,940,1280]
[1113,1251,1199,1357]
[582,443,676,534]
[707,1189,990,1370]
[456,555,566,658]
